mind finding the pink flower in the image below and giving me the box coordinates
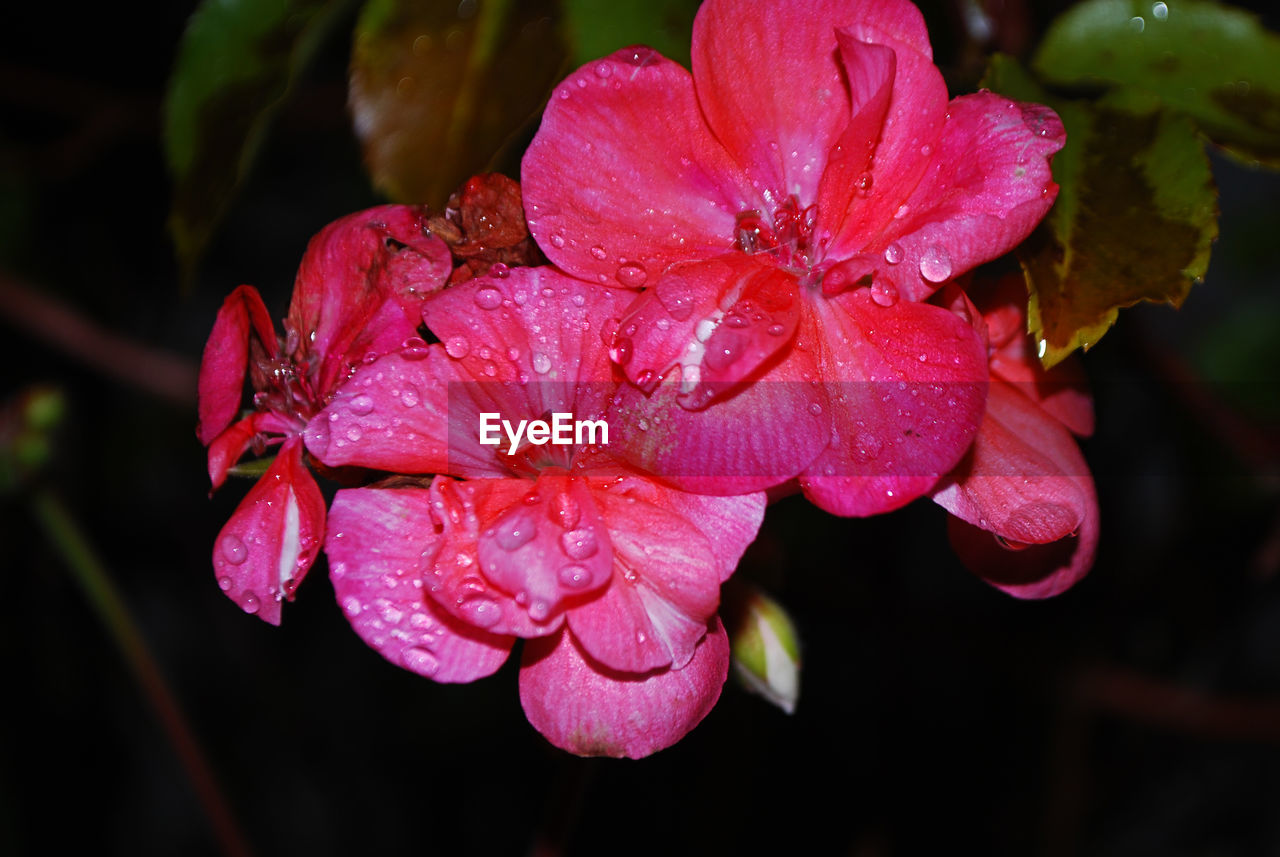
[521,0,1064,513]
[309,266,765,757]
[197,205,451,623]
[931,275,1098,598]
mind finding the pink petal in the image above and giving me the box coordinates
[606,339,830,495]
[519,618,730,759]
[650,490,767,583]
[614,256,800,409]
[841,93,1064,301]
[286,205,451,395]
[566,477,723,673]
[326,486,514,682]
[477,472,614,625]
[206,414,260,491]
[304,347,454,475]
[521,48,757,287]
[933,378,1097,598]
[211,438,323,626]
[197,285,276,445]
[798,289,988,516]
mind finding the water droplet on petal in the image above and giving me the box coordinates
[870,281,899,307]
[549,493,581,529]
[558,565,593,589]
[495,518,537,551]
[766,322,787,336]
[343,596,362,616]
[617,262,647,287]
[445,336,470,358]
[560,528,599,560]
[704,331,743,371]
[474,286,503,310]
[883,243,904,265]
[594,61,612,78]
[220,535,247,565]
[217,576,232,591]
[610,336,633,366]
[550,234,566,249]
[919,245,953,283]
[808,402,823,416]
[724,312,750,329]
[459,596,501,628]
[489,262,510,279]
[403,646,439,676]
[349,395,374,416]
[855,171,873,196]
[589,244,607,260]
[242,592,261,614]
[532,352,552,374]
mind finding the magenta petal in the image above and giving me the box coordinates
[211,438,323,626]
[933,379,1097,598]
[521,48,756,286]
[286,205,450,395]
[206,414,260,491]
[799,290,988,516]
[477,473,613,624]
[304,347,453,475]
[567,478,723,673]
[616,256,800,408]
[197,285,276,446]
[519,618,730,759]
[326,486,514,682]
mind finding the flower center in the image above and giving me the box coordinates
[734,194,824,280]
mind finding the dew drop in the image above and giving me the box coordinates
[610,336,634,366]
[403,646,440,676]
[560,528,599,560]
[459,596,501,628]
[919,245,953,283]
[558,565,593,589]
[242,592,261,615]
[870,281,899,307]
[594,61,612,78]
[532,351,552,374]
[589,244,607,260]
[549,493,581,529]
[704,332,743,371]
[474,286,503,310]
[550,233,566,249]
[617,262,648,287]
[495,518,537,551]
[349,394,375,416]
[855,171,873,196]
[220,534,248,565]
[346,425,363,442]
[808,402,823,416]
[767,322,787,336]
[343,596,362,616]
[489,262,510,279]
[445,336,470,358]
[217,576,232,591]
[883,243,904,265]
[724,312,750,329]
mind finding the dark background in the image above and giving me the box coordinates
[2,1,1279,855]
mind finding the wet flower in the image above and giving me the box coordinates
[311,266,765,757]
[521,0,1064,513]
[197,205,451,623]
[931,275,1098,597]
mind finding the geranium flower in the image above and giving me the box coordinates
[309,266,766,757]
[521,0,1064,513]
[197,205,451,623]
[931,275,1098,598]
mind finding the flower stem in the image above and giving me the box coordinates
[31,488,253,857]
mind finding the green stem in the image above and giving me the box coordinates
[32,488,253,857]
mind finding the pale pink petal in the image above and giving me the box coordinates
[326,486,514,682]
[521,48,757,287]
[477,472,613,624]
[839,94,1064,301]
[304,347,454,475]
[798,289,988,516]
[211,438,323,626]
[991,339,1094,437]
[567,477,723,673]
[650,490,767,582]
[197,285,276,445]
[606,339,830,495]
[286,205,450,395]
[613,256,800,409]
[519,618,730,759]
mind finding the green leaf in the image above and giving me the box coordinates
[984,55,1218,367]
[561,0,700,68]
[164,0,349,280]
[1034,0,1280,166]
[349,0,566,207]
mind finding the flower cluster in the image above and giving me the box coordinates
[199,0,1094,757]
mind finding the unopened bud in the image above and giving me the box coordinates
[726,583,801,714]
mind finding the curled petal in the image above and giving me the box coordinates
[210,438,323,626]
[799,290,988,516]
[197,285,276,445]
[519,618,730,759]
[522,48,756,286]
[326,486,514,682]
[206,414,261,491]
[933,379,1098,598]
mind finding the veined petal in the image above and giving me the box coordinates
[933,378,1097,598]
[211,438,323,626]
[326,486,514,682]
[567,477,723,673]
[197,285,276,446]
[519,618,730,759]
[521,48,757,287]
[799,290,988,516]
[651,490,767,583]
[304,347,454,475]
[287,205,451,395]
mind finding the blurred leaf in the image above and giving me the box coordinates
[350,0,566,207]
[561,0,700,67]
[1034,0,1280,167]
[985,55,1218,367]
[164,0,349,281]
